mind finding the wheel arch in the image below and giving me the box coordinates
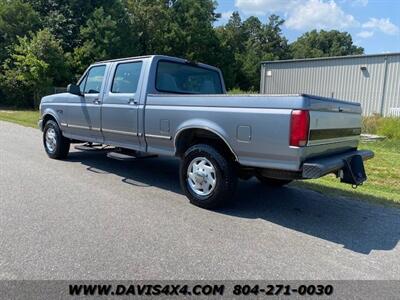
[174,124,238,161]
[41,109,61,130]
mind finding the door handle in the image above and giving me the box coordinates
[128,98,138,105]
[93,99,101,105]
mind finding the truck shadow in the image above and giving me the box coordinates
[222,183,400,255]
[68,151,400,255]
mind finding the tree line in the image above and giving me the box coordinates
[0,0,364,107]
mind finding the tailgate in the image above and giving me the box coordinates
[308,110,361,146]
[303,94,362,156]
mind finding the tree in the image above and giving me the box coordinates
[24,0,128,52]
[216,13,289,90]
[71,7,123,74]
[23,0,78,51]
[167,0,221,64]
[125,0,221,63]
[0,29,67,107]
[125,0,173,55]
[0,0,40,61]
[215,12,246,88]
[231,14,288,90]
[290,30,364,59]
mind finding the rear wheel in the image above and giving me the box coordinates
[43,120,70,159]
[180,144,237,209]
[256,174,292,187]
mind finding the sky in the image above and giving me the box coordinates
[215,0,400,54]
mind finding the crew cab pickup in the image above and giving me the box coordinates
[39,55,374,208]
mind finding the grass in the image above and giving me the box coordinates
[0,109,39,128]
[0,109,399,206]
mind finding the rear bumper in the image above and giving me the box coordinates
[302,149,374,179]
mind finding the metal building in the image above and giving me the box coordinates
[260,53,400,116]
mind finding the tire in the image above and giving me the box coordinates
[256,174,292,187]
[180,144,237,209]
[43,120,70,159]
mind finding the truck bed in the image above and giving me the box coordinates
[145,93,362,171]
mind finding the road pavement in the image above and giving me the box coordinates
[0,121,399,279]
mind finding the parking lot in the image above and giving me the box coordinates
[0,121,399,280]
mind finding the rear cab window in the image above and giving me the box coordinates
[111,61,143,94]
[156,61,223,94]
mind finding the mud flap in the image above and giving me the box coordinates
[340,155,367,186]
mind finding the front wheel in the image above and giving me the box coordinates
[43,120,70,159]
[180,144,237,209]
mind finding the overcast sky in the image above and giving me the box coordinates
[215,0,400,54]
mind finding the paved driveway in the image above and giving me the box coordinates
[0,121,399,279]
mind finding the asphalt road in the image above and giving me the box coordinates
[0,120,399,280]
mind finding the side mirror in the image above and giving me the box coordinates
[67,84,82,96]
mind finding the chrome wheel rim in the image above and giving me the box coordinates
[187,157,217,196]
[45,128,57,152]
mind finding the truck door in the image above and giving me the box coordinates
[101,60,143,149]
[66,64,107,141]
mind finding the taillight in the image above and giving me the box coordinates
[290,110,309,147]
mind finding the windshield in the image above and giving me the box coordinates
[156,61,223,94]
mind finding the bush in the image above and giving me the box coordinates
[362,115,380,134]
[228,88,257,94]
[0,29,68,108]
[362,115,400,140]
[377,118,400,140]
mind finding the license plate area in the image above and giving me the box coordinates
[340,154,367,186]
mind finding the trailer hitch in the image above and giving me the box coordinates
[340,154,367,187]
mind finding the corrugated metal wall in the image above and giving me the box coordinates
[260,53,400,116]
[382,54,400,116]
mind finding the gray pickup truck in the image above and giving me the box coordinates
[39,55,373,208]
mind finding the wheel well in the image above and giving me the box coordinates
[175,128,237,161]
[43,114,57,127]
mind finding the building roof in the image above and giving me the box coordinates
[261,52,400,64]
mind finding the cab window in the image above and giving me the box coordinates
[156,61,223,94]
[111,62,142,93]
[81,65,106,94]
[78,74,87,94]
